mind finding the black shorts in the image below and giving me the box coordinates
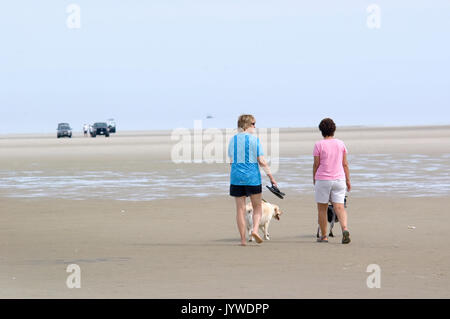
[230,184,262,197]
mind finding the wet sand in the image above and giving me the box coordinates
[1,126,449,298]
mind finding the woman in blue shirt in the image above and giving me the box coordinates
[228,114,278,246]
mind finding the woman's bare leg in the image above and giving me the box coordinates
[235,196,247,245]
[317,203,329,239]
[249,193,262,235]
[332,202,348,232]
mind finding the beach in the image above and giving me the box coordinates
[1,126,450,298]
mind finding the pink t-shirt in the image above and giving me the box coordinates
[313,138,347,180]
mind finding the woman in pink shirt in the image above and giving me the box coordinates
[313,118,351,244]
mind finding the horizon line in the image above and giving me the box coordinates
[1,123,450,137]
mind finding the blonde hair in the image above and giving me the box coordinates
[237,114,255,131]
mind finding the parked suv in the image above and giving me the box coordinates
[57,123,72,138]
[90,122,110,137]
[107,118,116,133]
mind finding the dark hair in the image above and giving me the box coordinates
[318,118,336,137]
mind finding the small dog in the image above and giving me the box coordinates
[246,199,282,241]
[316,196,347,238]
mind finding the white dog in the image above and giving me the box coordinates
[245,199,282,241]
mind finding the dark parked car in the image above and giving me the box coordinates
[90,122,110,137]
[57,123,72,138]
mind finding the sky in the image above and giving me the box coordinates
[0,0,449,133]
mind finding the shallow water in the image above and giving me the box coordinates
[0,153,449,200]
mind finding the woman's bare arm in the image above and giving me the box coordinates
[313,156,320,185]
[257,156,277,186]
[342,153,351,191]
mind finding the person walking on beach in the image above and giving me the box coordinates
[228,114,278,246]
[83,124,88,137]
[313,118,351,244]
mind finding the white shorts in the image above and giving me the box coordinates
[314,179,346,204]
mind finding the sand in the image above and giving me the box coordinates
[1,125,449,298]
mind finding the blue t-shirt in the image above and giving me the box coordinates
[228,132,264,186]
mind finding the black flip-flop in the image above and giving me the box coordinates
[317,236,328,243]
[266,183,285,199]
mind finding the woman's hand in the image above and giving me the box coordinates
[346,180,351,192]
[270,177,278,188]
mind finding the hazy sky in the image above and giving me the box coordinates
[1,0,449,133]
